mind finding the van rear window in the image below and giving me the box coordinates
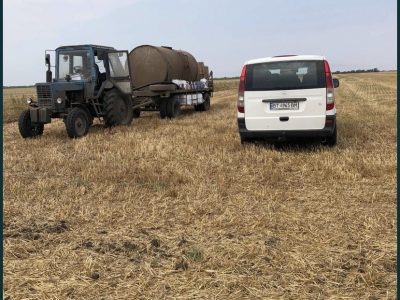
[245,60,326,91]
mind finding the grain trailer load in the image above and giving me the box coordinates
[129,45,199,87]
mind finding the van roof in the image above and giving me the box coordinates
[245,55,326,65]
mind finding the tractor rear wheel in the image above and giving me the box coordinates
[18,109,44,138]
[65,107,90,138]
[103,89,133,126]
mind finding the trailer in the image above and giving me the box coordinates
[128,45,214,118]
[130,78,213,118]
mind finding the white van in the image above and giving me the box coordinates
[237,55,339,145]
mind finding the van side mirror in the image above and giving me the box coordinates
[45,54,51,66]
[333,78,339,88]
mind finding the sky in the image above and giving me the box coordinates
[3,0,397,86]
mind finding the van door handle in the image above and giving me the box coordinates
[262,98,307,102]
[280,117,289,122]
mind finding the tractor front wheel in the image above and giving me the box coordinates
[18,109,44,138]
[65,107,90,138]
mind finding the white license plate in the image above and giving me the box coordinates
[270,101,299,110]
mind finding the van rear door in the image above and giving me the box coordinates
[244,60,326,131]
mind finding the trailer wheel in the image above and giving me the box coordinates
[167,97,181,118]
[198,93,211,111]
[18,109,44,138]
[159,99,168,119]
[133,108,141,118]
[65,107,90,138]
[103,89,134,126]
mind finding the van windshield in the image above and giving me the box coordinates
[245,60,326,91]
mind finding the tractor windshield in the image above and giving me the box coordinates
[57,50,91,81]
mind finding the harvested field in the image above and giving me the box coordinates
[3,87,36,123]
[3,72,397,299]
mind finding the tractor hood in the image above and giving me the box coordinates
[35,81,86,112]
[49,81,85,91]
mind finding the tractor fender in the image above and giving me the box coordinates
[103,80,114,90]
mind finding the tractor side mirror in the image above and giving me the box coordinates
[45,54,51,66]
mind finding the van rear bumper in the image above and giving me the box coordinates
[238,115,336,140]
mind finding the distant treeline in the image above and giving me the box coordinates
[333,68,380,74]
[4,85,35,89]
[214,77,240,80]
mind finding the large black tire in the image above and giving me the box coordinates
[18,109,44,138]
[103,89,133,126]
[65,107,90,138]
[65,107,93,126]
[324,125,337,147]
[197,93,211,112]
[133,108,141,118]
[159,99,168,119]
[166,97,181,118]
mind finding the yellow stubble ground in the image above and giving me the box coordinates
[3,72,396,299]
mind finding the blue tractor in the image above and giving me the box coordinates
[18,45,134,138]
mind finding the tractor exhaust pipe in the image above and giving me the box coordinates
[46,69,52,83]
[45,53,52,83]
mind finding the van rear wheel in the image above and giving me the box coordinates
[240,135,251,144]
[324,125,337,147]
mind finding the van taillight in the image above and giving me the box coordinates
[324,60,335,110]
[238,65,246,113]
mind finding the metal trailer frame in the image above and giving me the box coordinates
[131,77,214,112]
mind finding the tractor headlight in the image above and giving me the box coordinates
[56,97,63,104]
[26,98,33,104]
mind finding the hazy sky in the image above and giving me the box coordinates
[4,0,397,85]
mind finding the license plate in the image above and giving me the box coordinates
[270,101,299,110]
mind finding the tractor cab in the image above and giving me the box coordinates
[52,45,118,97]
